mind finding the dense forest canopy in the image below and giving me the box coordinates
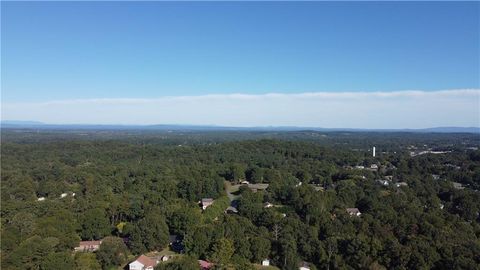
[1,129,479,270]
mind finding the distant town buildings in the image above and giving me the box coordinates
[262,259,270,266]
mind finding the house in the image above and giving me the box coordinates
[247,183,269,193]
[198,260,214,270]
[355,165,365,169]
[376,179,389,186]
[346,208,361,217]
[169,235,180,245]
[37,197,46,201]
[241,180,250,185]
[225,206,238,214]
[311,185,324,191]
[74,240,102,252]
[395,182,408,188]
[129,255,158,270]
[369,164,379,171]
[299,261,311,270]
[161,255,170,262]
[262,259,270,266]
[201,198,214,210]
[264,202,274,208]
[452,182,465,190]
[169,234,183,252]
[60,193,68,198]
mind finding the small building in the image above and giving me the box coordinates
[369,164,379,170]
[129,255,158,270]
[264,202,274,208]
[395,182,408,188]
[262,259,270,266]
[376,179,390,186]
[37,197,46,201]
[355,165,365,169]
[346,208,361,217]
[201,198,214,210]
[169,235,183,253]
[74,240,102,252]
[247,183,269,193]
[161,255,170,262]
[225,206,238,214]
[60,193,68,198]
[241,180,250,185]
[198,260,214,270]
[299,261,311,270]
[452,182,465,190]
[169,235,179,244]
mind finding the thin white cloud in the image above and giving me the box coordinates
[2,89,479,129]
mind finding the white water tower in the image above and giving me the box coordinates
[373,147,376,157]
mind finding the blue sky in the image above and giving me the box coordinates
[1,1,479,127]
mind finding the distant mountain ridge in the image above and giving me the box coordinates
[1,120,479,133]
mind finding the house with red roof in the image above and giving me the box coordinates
[198,260,214,270]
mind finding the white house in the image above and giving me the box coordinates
[74,240,102,252]
[37,197,45,201]
[346,208,361,217]
[129,255,158,270]
[60,193,68,198]
[201,198,214,210]
[161,255,170,262]
[262,259,270,266]
[299,261,311,270]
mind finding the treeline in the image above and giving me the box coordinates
[1,136,479,269]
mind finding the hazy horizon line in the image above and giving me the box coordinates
[2,89,479,129]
